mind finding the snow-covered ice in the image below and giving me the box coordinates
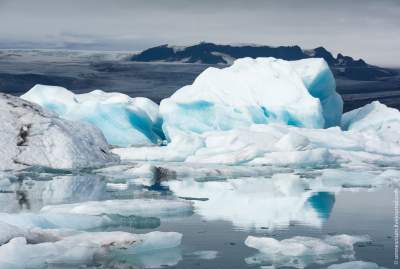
[245,234,370,268]
[21,84,164,146]
[40,198,193,218]
[0,93,118,170]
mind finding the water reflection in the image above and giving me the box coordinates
[166,175,335,230]
[0,174,108,212]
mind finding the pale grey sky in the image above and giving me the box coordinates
[0,0,399,66]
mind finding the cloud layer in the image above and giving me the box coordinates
[0,0,399,66]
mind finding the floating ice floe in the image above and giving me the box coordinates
[192,250,218,260]
[40,198,193,218]
[0,93,118,171]
[245,234,370,268]
[21,84,164,146]
[0,230,182,269]
[327,261,387,269]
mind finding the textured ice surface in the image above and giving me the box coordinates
[160,57,341,142]
[0,231,182,269]
[245,234,370,268]
[114,103,400,166]
[0,93,118,170]
[21,84,163,146]
[40,198,193,218]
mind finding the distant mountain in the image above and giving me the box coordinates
[130,42,396,80]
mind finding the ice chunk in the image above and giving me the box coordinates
[166,174,334,230]
[327,261,387,269]
[192,250,218,260]
[245,234,370,268]
[0,222,26,245]
[0,93,118,170]
[21,84,163,146]
[0,231,182,269]
[41,199,193,218]
[342,101,400,131]
[160,57,341,142]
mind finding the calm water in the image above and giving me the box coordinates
[0,167,397,269]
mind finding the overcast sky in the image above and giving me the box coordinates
[0,0,399,66]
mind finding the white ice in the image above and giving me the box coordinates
[245,234,370,268]
[21,84,163,147]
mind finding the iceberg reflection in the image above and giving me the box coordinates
[166,174,335,230]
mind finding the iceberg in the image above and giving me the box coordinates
[21,84,164,147]
[160,57,341,141]
[245,234,370,268]
[0,93,118,170]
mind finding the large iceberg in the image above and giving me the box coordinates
[160,57,342,141]
[21,85,164,146]
[0,93,118,170]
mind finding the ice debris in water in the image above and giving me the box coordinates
[245,234,370,268]
[21,84,164,147]
[40,198,193,218]
[0,93,118,171]
[192,250,218,260]
[0,230,182,269]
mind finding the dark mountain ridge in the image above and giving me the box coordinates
[131,42,396,81]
